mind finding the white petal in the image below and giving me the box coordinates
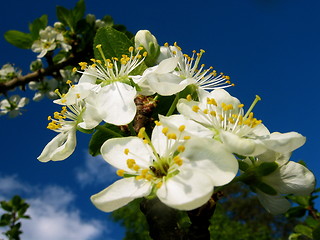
[264,161,315,195]
[257,190,291,215]
[91,178,152,212]
[157,168,214,210]
[181,138,238,186]
[155,57,179,74]
[261,132,306,153]
[101,137,154,171]
[37,130,77,162]
[158,114,213,138]
[147,73,193,96]
[97,82,137,125]
[220,130,257,156]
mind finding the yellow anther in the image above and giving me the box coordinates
[154,120,161,126]
[156,182,163,188]
[141,169,149,176]
[207,98,217,106]
[179,125,185,132]
[210,111,216,116]
[145,174,153,181]
[47,116,52,121]
[162,127,169,135]
[177,145,185,153]
[116,169,125,177]
[90,58,96,62]
[186,94,192,101]
[167,133,177,140]
[228,117,235,124]
[219,115,224,121]
[138,127,146,138]
[129,46,134,52]
[143,52,148,57]
[66,80,72,84]
[72,67,77,72]
[124,148,129,155]
[238,104,244,108]
[203,109,209,114]
[96,60,102,64]
[192,105,200,112]
[76,94,80,98]
[133,164,140,171]
[173,156,183,166]
[91,64,97,68]
[127,159,136,168]
[96,44,102,49]
[164,42,169,47]
[135,175,144,180]
[183,136,191,140]
[61,99,67,104]
[143,139,150,144]
[137,46,143,51]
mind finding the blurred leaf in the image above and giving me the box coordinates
[256,162,278,176]
[1,201,13,212]
[29,14,48,40]
[294,224,313,239]
[313,226,320,240]
[73,0,85,24]
[102,15,114,27]
[89,124,125,156]
[286,206,306,218]
[93,27,133,60]
[4,30,33,49]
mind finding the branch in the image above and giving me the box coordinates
[0,50,89,95]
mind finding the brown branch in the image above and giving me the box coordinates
[0,50,89,95]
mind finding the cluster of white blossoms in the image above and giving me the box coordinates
[38,30,315,214]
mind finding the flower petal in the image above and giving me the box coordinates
[91,178,152,212]
[181,137,238,186]
[157,167,214,210]
[101,137,154,171]
[37,130,77,162]
[257,190,291,215]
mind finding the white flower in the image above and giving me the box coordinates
[135,43,233,96]
[31,26,71,58]
[29,78,59,101]
[91,115,238,212]
[244,150,315,214]
[177,89,306,156]
[74,45,148,126]
[0,63,21,81]
[0,95,29,118]
[37,97,87,162]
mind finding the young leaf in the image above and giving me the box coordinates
[29,14,48,40]
[89,124,125,156]
[73,0,85,24]
[4,30,33,49]
[93,27,133,60]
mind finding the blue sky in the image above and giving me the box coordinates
[1,0,320,239]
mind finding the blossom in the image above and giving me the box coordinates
[0,63,21,82]
[135,43,233,96]
[0,95,29,118]
[73,45,148,126]
[177,89,306,156]
[37,97,86,162]
[243,150,315,214]
[91,115,238,212]
[31,26,71,58]
[29,78,59,101]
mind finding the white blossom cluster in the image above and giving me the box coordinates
[37,30,315,215]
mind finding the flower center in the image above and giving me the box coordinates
[76,45,147,86]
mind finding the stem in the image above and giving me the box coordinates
[166,93,180,116]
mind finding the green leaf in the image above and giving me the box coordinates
[1,201,12,212]
[294,224,313,239]
[313,226,320,240]
[93,27,133,60]
[29,14,48,40]
[286,206,306,218]
[102,15,114,27]
[56,6,73,29]
[238,160,250,172]
[255,162,278,176]
[73,0,85,23]
[89,124,125,156]
[4,30,33,49]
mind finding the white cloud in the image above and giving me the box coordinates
[75,153,120,188]
[0,175,106,240]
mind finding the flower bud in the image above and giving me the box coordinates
[30,59,43,72]
[134,30,160,66]
[86,14,96,25]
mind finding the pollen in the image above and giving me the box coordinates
[192,105,200,112]
[124,148,129,155]
[186,94,192,101]
[162,127,169,135]
[116,169,125,177]
[177,145,185,153]
[156,182,163,189]
[173,156,183,166]
[127,159,136,168]
[183,135,191,140]
[154,120,161,126]
[207,98,217,106]
[179,125,186,132]
[167,133,177,140]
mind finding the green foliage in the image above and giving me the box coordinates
[89,124,126,156]
[28,15,48,39]
[56,0,85,32]
[0,195,30,240]
[4,31,33,49]
[93,27,133,60]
